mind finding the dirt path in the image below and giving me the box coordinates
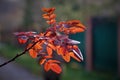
[0,56,42,80]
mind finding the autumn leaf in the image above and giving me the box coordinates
[47,60,61,63]
[44,62,51,71]
[42,7,55,14]
[18,38,27,44]
[50,63,62,74]
[39,59,46,65]
[56,46,61,55]
[18,36,28,44]
[13,7,85,75]
[50,14,56,20]
[47,43,56,50]
[69,52,81,62]
[46,46,53,56]
[42,14,50,20]
[44,60,62,74]
[28,49,37,58]
[34,43,42,50]
[62,53,70,62]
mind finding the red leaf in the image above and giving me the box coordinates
[46,46,53,56]
[50,14,56,19]
[69,52,81,62]
[28,49,37,58]
[34,43,42,50]
[44,62,51,71]
[47,60,61,64]
[39,59,46,65]
[50,63,62,74]
[62,52,70,62]
[47,43,56,50]
[42,7,55,14]
[18,36,28,44]
[56,46,62,55]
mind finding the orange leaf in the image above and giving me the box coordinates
[42,7,55,13]
[57,47,66,55]
[47,43,56,50]
[44,62,51,71]
[46,19,56,24]
[28,49,37,58]
[70,28,84,33]
[76,23,86,29]
[67,20,80,25]
[47,60,61,64]
[46,46,53,56]
[42,14,50,20]
[56,46,61,55]
[50,63,62,74]
[69,52,81,62]
[50,14,56,19]
[73,45,78,49]
[45,31,52,36]
[34,43,42,50]
[44,55,52,59]
[50,19,56,24]
[39,59,46,65]
[62,52,70,62]
[18,38,27,44]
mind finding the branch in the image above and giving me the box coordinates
[0,41,39,67]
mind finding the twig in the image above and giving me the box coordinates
[0,41,39,67]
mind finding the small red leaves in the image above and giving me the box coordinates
[34,42,42,50]
[29,49,37,58]
[14,7,85,74]
[47,43,56,50]
[56,46,61,55]
[44,61,51,71]
[57,20,86,34]
[42,7,56,25]
[47,60,61,63]
[42,14,49,20]
[50,63,62,74]
[50,14,56,19]
[45,31,53,37]
[39,56,52,65]
[62,52,70,62]
[69,52,81,62]
[42,7,55,14]
[39,59,46,65]
[44,60,62,74]
[46,46,53,56]
[18,37,28,44]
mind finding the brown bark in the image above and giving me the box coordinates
[85,18,93,71]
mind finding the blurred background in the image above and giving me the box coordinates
[0,0,120,80]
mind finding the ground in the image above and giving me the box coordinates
[0,56,42,80]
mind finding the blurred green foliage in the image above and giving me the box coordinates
[23,0,33,28]
[62,63,117,80]
[0,44,41,75]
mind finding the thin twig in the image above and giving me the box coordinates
[0,41,39,67]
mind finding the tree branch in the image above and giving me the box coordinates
[0,41,39,67]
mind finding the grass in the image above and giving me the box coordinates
[0,44,118,80]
